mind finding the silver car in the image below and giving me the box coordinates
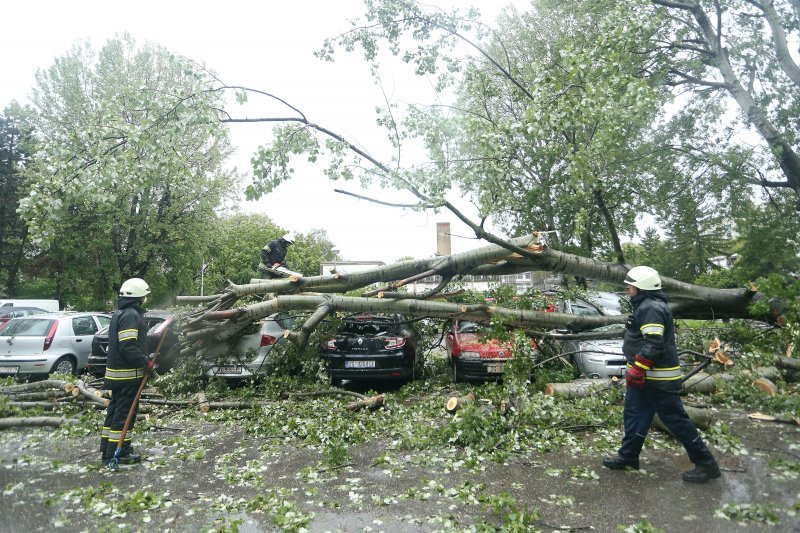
[198,312,293,381]
[556,292,628,379]
[0,312,111,377]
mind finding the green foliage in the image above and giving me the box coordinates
[20,34,239,308]
[730,198,800,285]
[715,502,782,526]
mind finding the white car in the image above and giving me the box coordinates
[198,313,293,381]
[0,312,111,377]
[555,292,628,379]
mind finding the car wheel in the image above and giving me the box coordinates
[51,356,76,376]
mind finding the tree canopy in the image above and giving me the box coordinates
[17,35,240,307]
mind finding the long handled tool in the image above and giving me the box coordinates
[107,317,174,470]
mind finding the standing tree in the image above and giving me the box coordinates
[0,103,34,297]
[652,0,800,205]
[19,35,239,307]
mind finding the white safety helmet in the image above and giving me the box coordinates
[119,278,151,298]
[281,232,296,244]
[624,266,661,291]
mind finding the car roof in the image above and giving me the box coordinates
[8,311,110,319]
[0,306,47,313]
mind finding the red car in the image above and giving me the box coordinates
[445,320,538,382]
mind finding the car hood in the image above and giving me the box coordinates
[457,334,513,358]
[576,339,624,354]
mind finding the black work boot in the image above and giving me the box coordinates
[117,445,142,464]
[682,463,721,483]
[116,453,142,465]
[603,455,640,470]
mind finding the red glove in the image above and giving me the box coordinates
[626,355,653,389]
[146,359,155,370]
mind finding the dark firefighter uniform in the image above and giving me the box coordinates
[258,238,290,271]
[615,289,720,480]
[100,297,149,462]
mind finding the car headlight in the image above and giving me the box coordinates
[459,351,481,361]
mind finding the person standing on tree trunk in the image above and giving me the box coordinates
[258,232,295,272]
[603,266,721,483]
[100,277,155,465]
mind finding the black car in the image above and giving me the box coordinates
[87,310,181,377]
[320,314,423,385]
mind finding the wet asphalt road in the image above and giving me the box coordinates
[1,399,798,532]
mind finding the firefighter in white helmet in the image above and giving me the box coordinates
[603,266,721,483]
[100,277,153,465]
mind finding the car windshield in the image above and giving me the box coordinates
[1,318,55,337]
[588,293,625,315]
[591,323,625,333]
[340,320,394,336]
[457,321,478,333]
[570,293,626,317]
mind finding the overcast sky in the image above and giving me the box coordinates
[1,0,525,263]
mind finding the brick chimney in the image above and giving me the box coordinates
[436,222,451,256]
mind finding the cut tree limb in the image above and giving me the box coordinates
[193,392,210,413]
[346,394,385,411]
[0,380,74,394]
[282,389,369,401]
[1,390,71,401]
[747,412,800,426]
[0,417,80,429]
[446,392,477,413]
[775,356,800,371]
[653,406,714,433]
[74,380,109,407]
[544,367,781,397]
[543,379,622,398]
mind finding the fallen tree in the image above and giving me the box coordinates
[172,233,785,364]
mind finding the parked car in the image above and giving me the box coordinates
[555,291,628,379]
[0,306,49,324]
[0,312,111,377]
[197,312,294,381]
[445,320,540,382]
[88,310,181,377]
[88,311,293,383]
[320,314,422,385]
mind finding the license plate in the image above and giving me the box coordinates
[216,365,243,374]
[345,360,376,369]
[0,366,19,374]
[486,363,505,374]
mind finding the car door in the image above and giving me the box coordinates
[70,316,99,367]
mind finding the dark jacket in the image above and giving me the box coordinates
[104,297,149,387]
[260,238,290,267]
[623,290,681,391]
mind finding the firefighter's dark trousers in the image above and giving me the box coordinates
[100,381,140,458]
[618,386,717,467]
